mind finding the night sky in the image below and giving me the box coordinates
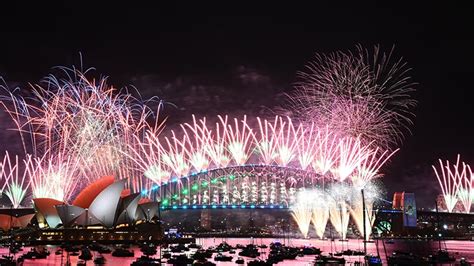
[1,2,474,208]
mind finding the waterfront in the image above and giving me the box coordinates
[1,237,474,265]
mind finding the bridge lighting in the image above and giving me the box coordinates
[211,178,218,184]
[250,205,256,209]
[240,205,246,209]
[212,205,217,209]
[191,184,199,191]
[232,205,237,209]
[182,189,189,195]
[192,205,197,209]
[172,205,177,209]
[202,181,208,187]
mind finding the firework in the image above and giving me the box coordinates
[286,45,416,148]
[331,137,371,182]
[295,122,318,170]
[224,115,255,165]
[328,184,351,240]
[0,66,398,209]
[0,152,31,208]
[312,127,339,175]
[0,69,160,200]
[457,163,474,213]
[290,190,313,238]
[432,155,464,213]
[255,117,280,165]
[26,153,79,202]
[349,183,379,241]
[351,147,399,189]
[310,189,330,239]
[181,115,211,172]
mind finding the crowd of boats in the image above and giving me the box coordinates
[0,240,472,265]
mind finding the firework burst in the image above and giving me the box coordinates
[0,152,31,208]
[285,45,416,148]
[432,155,464,213]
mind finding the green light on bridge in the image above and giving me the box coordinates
[192,184,199,191]
[162,199,169,206]
[202,181,208,187]
[211,178,218,184]
[182,189,189,195]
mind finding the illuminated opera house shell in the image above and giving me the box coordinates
[33,176,160,228]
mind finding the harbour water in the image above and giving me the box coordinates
[1,237,474,265]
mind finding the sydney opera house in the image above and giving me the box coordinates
[1,176,162,243]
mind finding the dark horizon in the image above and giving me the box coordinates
[1,2,474,208]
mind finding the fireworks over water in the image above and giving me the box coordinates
[0,47,416,241]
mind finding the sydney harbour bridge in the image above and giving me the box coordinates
[138,165,324,210]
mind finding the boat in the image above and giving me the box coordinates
[365,255,383,266]
[193,249,213,260]
[236,257,245,264]
[167,254,194,265]
[314,254,346,265]
[22,247,49,259]
[98,246,112,254]
[216,242,233,252]
[301,246,322,255]
[79,247,92,260]
[140,243,157,256]
[336,249,365,256]
[193,260,216,266]
[93,254,106,265]
[214,252,233,262]
[238,244,260,258]
[426,249,456,264]
[112,248,135,257]
[247,259,271,266]
[460,258,472,266]
[131,255,161,265]
[0,255,16,266]
[8,245,19,254]
[387,251,424,265]
[170,243,189,252]
[188,243,202,249]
